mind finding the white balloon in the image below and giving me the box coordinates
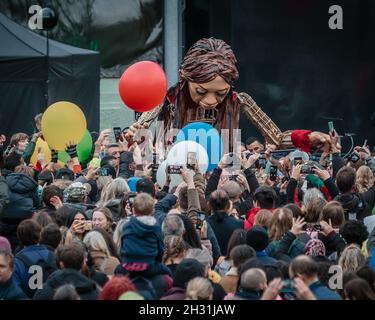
[156,160,168,188]
[166,140,209,173]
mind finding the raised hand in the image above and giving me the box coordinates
[291,216,306,236]
[291,164,302,180]
[241,153,260,170]
[313,165,330,181]
[261,278,283,300]
[309,131,331,152]
[294,277,316,300]
[319,219,334,236]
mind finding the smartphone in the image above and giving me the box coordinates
[98,167,109,176]
[152,153,160,172]
[302,223,322,231]
[113,127,122,142]
[293,157,303,166]
[281,279,295,293]
[256,154,267,169]
[348,153,360,164]
[187,152,196,170]
[328,121,334,134]
[269,165,278,181]
[167,165,182,174]
[196,212,206,230]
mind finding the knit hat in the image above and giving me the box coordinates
[306,174,324,189]
[173,258,205,288]
[63,182,90,202]
[246,225,269,252]
[0,236,11,252]
[118,291,144,300]
[304,239,326,256]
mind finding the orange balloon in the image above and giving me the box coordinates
[119,61,167,112]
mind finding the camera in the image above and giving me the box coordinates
[187,152,196,170]
[167,165,183,174]
[300,163,315,175]
[196,212,206,230]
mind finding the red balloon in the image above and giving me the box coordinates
[119,61,167,112]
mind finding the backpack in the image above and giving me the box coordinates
[16,251,57,298]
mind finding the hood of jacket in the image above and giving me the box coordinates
[123,216,158,238]
[6,173,37,194]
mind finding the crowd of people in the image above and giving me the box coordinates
[0,117,375,301]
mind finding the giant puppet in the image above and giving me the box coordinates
[125,38,331,153]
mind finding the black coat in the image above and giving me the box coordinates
[33,268,99,300]
[2,173,38,221]
[0,176,9,216]
[207,211,244,255]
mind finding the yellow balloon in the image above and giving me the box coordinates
[30,138,51,166]
[41,101,87,151]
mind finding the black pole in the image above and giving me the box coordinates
[45,30,49,110]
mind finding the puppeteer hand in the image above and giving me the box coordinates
[308,131,331,153]
[124,122,149,144]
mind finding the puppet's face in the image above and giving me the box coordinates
[188,76,231,109]
[186,76,231,124]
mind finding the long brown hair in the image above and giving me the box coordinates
[268,208,293,241]
[159,38,240,133]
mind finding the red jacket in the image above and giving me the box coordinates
[245,207,277,230]
[244,207,261,230]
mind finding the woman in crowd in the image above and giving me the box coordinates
[83,230,120,276]
[215,229,247,277]
[92,207,114,233]
[185,277,214,300]
[163,235,187,277]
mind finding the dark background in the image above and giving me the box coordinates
[185,0,375,148]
